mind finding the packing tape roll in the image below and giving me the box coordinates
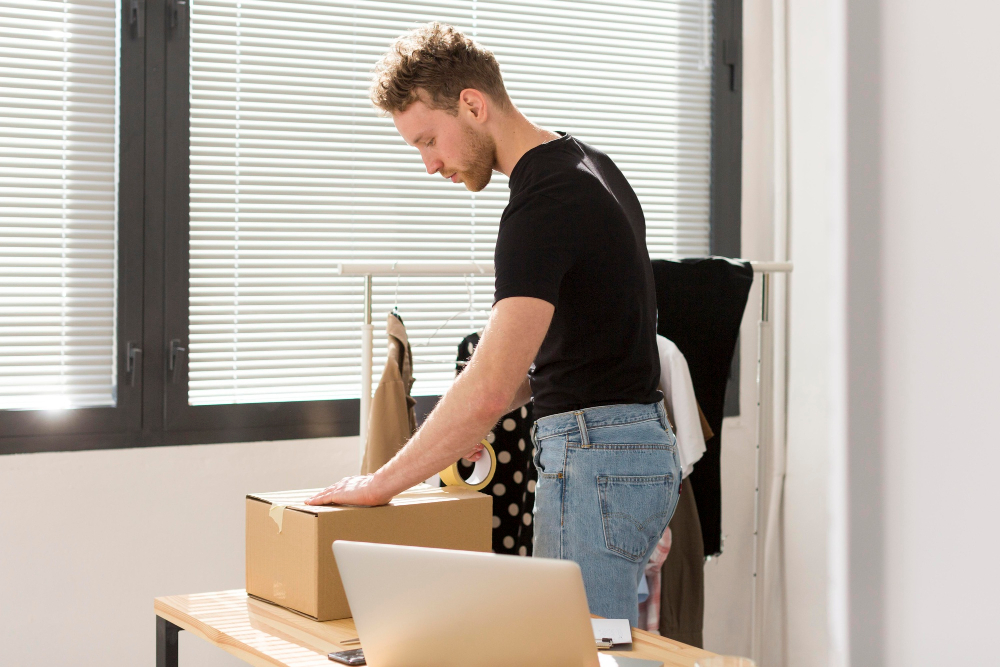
[439,439,496,491]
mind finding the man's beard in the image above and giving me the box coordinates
[459,124,497,192]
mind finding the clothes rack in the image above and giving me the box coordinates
[340,258,792,653]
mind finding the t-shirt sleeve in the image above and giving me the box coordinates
[493,194,577,307]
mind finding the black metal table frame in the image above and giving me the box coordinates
[157,616,182,667]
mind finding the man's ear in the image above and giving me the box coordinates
[459,88,489,124]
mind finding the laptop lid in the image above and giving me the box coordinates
[332,540,599,667]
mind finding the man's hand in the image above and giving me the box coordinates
[304,474,392,507]
[312,297,552,503]
[307,440,485,507]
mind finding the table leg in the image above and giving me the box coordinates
[157,615,181,667]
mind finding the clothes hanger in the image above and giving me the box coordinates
[410,306,490,356]
[390,269,403,323]
[410,274,490,362]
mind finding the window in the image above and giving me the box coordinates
[0,0,143,450]
[1,0,741,453]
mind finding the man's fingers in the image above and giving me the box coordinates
[305,484,339,505]
[305,491,327,505]
[302,474,388,507]
[465,442,485,461]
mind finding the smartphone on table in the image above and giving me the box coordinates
[328,648,365,665]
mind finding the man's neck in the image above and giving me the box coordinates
[492,110,560,177]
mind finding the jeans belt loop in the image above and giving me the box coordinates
[656,399,670,432]
[574,410,590,447]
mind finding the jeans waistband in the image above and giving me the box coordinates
[532,402,667,440]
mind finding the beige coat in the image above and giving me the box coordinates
[360,313,417,475]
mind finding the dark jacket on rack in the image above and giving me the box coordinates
[651,257,753,557]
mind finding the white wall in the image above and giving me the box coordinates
[879,1,1000,664]
[782,0,1000,664]
[784,0,844,664]
[0,437,359,667]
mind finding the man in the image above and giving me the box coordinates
[306,22,680,626]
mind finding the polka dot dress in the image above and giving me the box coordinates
[454,332,537,557]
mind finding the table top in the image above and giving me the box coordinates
[154,590,716,667]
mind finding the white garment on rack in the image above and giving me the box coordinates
[656,335,706,479]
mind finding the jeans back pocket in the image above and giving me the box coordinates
[597,474,676,562]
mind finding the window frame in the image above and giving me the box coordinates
[710,0,745,417]
[1,0,743,454]
[0,0,147,454]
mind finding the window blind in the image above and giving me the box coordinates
[0,0,120,410]
[187,0,712,405]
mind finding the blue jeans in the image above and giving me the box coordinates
[531,402,681,627]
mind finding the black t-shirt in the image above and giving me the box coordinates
[494,133,662,420]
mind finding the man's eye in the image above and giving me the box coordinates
[426,139,435,147]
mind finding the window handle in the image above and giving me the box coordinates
[168,338,187,379]
[130,0,144,39]
[724,38,741,92]
[126,342,143,388]
[168,0,186,32]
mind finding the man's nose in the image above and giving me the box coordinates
[423,156,442,175]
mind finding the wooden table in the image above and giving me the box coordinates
[154,590,716,667]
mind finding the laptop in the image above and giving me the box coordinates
[332,540,600,667]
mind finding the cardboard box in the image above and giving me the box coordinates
[246,484,492,621]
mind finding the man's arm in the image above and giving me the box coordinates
[505,375,533,414]
[306,296,553,506]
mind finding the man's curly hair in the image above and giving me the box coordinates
[371,22,511,115]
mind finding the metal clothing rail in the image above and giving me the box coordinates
[336,262,496,449]
[345,259,790,453]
